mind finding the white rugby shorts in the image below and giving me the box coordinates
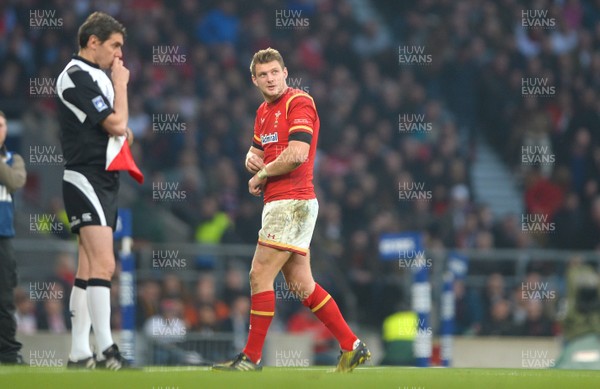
[257,198,318,256]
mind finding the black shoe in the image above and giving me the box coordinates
[212,353,262,371]
[0,354,25,365]
[97,344,130,370]
[67,355,96,369]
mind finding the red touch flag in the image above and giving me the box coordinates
[105,135,144,183]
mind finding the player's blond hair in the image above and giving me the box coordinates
[249,48,285,77]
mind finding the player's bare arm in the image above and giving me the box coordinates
[245,146,265,174]
[248,140,309,196]
[262,140,309,176]
[101,56,129,137]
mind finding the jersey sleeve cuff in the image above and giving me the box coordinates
[288,131,312,145]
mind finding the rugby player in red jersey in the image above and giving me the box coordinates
[213,48,370,372]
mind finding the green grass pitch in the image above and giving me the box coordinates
[2,366,599,389]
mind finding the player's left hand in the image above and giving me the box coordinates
[248,175,266,197]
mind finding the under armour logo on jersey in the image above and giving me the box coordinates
[260,117,265,124]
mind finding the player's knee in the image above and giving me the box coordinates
[89,258,115,279]
[288,277,315,299]
[249,268,259,289]
[249,266,269,292]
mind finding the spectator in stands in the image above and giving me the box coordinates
[518,299,555,337]
[196,1,239,46]
[194,195,234,246]
[136,279,161,330]
[453,278,483,335]
[524,167,565,220]
[144,298,189,365]
[5,0,600,340]
[481,299,518,336]
[194,304,218,334]
[218,294,249,351]
[221,265,249,306]
[581,195,600,250]
[552,191,585,249]
[482,273,508,321]
[14,286,37,335]
[192,273,228,326]
[36,296,68,334]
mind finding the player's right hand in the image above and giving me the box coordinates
[111,57,130,86]
[248,175,266,197]
[245,153,265,174]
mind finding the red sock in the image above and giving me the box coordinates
[242,290,275,364]
[302,283,358,351]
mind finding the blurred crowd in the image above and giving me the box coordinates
[2,0,600,341]
[14,252,566,359]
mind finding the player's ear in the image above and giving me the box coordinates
[283,67,288,78]
[251,76,258,87]
[87,35,99,50]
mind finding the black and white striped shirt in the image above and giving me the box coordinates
[56,55,114,169]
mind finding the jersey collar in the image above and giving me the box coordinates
[267,87,290,106]
[72,54,101,69]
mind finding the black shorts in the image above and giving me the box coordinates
[62,166,120,234]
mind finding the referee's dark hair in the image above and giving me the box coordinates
[78,12,126,49]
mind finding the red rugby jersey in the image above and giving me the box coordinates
[252,87,320,203]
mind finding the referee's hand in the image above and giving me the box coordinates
[111,57,129,86]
